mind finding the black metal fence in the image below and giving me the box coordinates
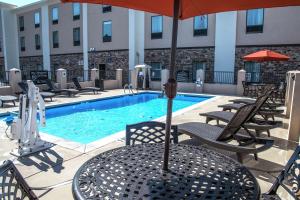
[245,72,286,85]
[67,69,91,82]
[0,71,9,86]
[21,70,56,84]
[204,71,235,84]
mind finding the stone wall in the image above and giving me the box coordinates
[145,47,215,82]
[19,56,43,79]
[50,53,84,82]
[88,50,129,85]
[235,45,300,83]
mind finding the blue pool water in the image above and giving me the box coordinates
[35,93,211,144]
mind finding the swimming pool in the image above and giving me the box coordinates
[35,92,211,144]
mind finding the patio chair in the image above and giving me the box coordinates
[0,160,38,200]
[201,92,278,137]
[72,77,101,94]
[44,79,63,94]
[262,145,300,200]
[18,81,28,93]
[218,91,283,122]
[230,85,282,110]
[45,79,79,97]
[126,121,178,146]
[18,81,56,100]
[178,104,274,163]
[242,81,250,96]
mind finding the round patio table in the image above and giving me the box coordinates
[0,95,17,107]
[73,143,260,200]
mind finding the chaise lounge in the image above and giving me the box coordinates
[200,92,280,137]
[178,104,274,163]
[72,77,101,94]
[44,79,79,97]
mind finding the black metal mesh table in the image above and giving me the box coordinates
[73,143,260,200]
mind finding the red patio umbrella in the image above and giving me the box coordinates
[244,50,290,62]
[61,0,300,171]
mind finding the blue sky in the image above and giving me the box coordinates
[1,0,39,7]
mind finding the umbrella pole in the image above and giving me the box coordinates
[163,0,180,171]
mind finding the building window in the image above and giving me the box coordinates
[102,5,112,13]
[194,15,208,36]
[35,34,41,50]
[150,62,163,81]
[20,37,25,51]
[192,62,205,82]
[52,7,59,24]
[151,16,163,39]
[102,21,112,42]
[34,12,40,28]
[53,31,59,48]
[73,27,80,46]
[19,16,24,31]
[245,62,261,83]
[73,3,81,20]
[246,9,264,33]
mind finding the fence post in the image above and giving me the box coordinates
[236,69,246,96]
[9,68,22,95]
[56,68,67,89]
[90,68,99,84]
[161,69,169,91]
[116,68,123,88]
[195,69,204,93]
[286,71,297,117]
[288,71,300,142]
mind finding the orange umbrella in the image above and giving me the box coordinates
[62,0,300,20]
[61,0,300,171]
[244,50,290,62]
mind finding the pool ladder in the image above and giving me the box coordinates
[124,84,135,95]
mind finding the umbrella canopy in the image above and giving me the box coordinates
[61,0,300,171]
[62,0,300,20]
[244,50,290,62]
[135,64,151,69]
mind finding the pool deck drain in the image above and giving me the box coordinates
[0,89,296,199]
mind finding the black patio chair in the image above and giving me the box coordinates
[262,145,300,200]
[44,79,63,94]
[0,160,38,200]
[126,121,178,146]
[72,77,100,94]
[242,81,250,96]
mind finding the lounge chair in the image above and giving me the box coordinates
[205,91,281,126]
[0,160,38,199]
[0,95,17,107]
[126,121,178,145]
[44,79,63,94]
[262,145,300,199]
[201,92,277,137]
[44,79,79,97]
[178,104,274,163]
[18,81,56,100]
[230,85,282,110]
[72,77,101,94]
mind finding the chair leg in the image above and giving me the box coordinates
[255,130,260,137]
[267,130,271,137]
[236,153,244,163]
[254,153,258,161]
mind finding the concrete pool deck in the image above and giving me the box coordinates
[0,89,297,199]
